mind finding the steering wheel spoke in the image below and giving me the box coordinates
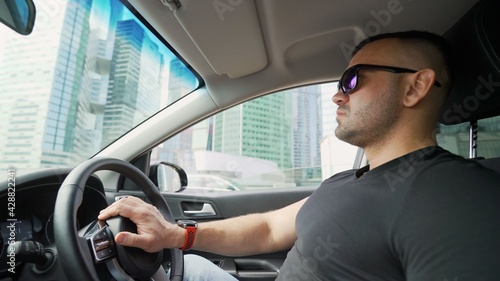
[81,220,117,263]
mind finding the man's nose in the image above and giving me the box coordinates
[332,90,349,105]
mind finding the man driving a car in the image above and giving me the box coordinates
[99,30,500,280]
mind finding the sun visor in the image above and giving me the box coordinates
[173,0,268,78]
[439,0,500,125]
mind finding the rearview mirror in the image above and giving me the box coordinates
[0,0,36,35]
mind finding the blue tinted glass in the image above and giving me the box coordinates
[0,0,200,169]
[14,0,29,26]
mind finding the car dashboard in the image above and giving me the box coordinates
[0,169,108,279]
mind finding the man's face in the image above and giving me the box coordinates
[333,39,404,148]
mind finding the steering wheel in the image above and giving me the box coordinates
[53,157,184,281]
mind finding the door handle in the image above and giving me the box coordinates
[233,259,280,278]
[183,203,216,216]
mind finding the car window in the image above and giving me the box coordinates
[153,82,500,193]
[0,0,199,170]
[437,116,500,158]
[152,82,361,191]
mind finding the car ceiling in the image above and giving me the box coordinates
[125,0,479,109]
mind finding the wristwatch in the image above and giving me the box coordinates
[177,220,198,251]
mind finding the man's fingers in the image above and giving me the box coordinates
[98,196,143,220]
[97,197,168,253]
[114,231,130,245]
[114,232,158,253]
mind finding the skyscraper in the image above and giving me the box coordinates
[102,19,164,147]
[292,85,323,183]
[213,92,294,170]
[84,0,124,155]
[0,0,94,168]
[151,59,201,170]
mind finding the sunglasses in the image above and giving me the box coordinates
[337,64,442,94]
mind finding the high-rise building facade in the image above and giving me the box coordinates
[102,19,164,147]
[152,58,204,172]
[292,85,323,183]
[0,0,94,168]
[213,92,294,170]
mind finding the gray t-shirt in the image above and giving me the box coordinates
[277,146,500,281]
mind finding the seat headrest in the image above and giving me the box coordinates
[439,0,500,125]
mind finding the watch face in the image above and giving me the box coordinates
[177,220,197,228]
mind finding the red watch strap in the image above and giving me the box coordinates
[180,226,196,251]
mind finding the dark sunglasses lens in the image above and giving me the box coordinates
[340,68,357,94]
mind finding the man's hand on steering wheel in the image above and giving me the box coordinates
[54,157,184,281]
[98,196,185,253]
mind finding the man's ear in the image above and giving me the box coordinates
[402,69,436,108]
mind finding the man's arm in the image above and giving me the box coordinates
[193,197,307,256]
[98,196,307,256]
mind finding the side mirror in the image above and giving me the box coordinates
[149,161,188,192]
[0,0,36,35]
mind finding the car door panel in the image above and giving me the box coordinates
[106,187,314,280]
[172,188,314,280]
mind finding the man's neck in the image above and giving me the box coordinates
[364,135,437,170]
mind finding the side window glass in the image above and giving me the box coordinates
[437,116,500,158]
[152,82,360,192]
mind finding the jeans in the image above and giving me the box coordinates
[169,254,238,281]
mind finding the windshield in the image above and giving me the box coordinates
[0,0,199,170]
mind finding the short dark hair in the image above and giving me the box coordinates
[352,30,454,86]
